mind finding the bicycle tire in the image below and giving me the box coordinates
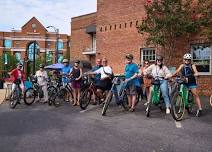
[47,86,57,106]
[80,89,92,110]
[102,91,113,116]
[210,95,212,107]
[171,91,185,121]
[24,88,36,105]
[9,90,19,109]
[186,92,194,114]
[52,88,67,107]
[120,90,129,111]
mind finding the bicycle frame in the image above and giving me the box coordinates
[151,85,161,105]
[179,84,194,108]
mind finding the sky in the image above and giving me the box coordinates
[0,0,97,34]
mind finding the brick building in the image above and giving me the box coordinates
[70,0,212,95]
[0,17,70,75]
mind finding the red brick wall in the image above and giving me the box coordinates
[70,13,96,65]
[96,0,212,95]
[97,0,152,73]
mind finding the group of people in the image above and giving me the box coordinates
[124,53,202,117]
[8,52,203,117]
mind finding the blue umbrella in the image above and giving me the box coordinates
[44,63,64,70]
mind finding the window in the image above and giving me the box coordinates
[125,23,127,28]
[110,25,112,30]
[105,26,107,31]
[57,41,64,53]
[4,39,12,48]
[141,48,156,65]
[114,24,117,30]
[119,24,122,29]
[28,43,39,61]
[100,27,103,32]
[92,34,96,51]
[15,52,21,61]
[191,43,212,75]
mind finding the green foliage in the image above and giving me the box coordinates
[138,0,202,58]
[197,0,212,40]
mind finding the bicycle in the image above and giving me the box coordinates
[101,76,129,116]
[79,75,107,110]
[145,76,170,117]
[9,79,22,109]
[171,76,194,121]
[50,76,74,106]
[47,76,63,106]
[24,76,47,105]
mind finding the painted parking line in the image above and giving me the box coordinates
[175,120,182,128]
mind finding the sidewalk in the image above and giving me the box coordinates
[0,89,7,104]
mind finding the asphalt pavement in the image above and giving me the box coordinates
[0,97,211,152]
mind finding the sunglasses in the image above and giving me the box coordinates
[144,62,149,65]
[184,59,191,61]
[157,60,162,62]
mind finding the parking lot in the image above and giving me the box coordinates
[0,97,212,152]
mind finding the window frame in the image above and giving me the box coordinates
[140,48,156,66]
[190,43,212,75]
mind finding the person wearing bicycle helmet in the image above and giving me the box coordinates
[9,62,26,95]
[172,53,202,117]
[125,54,140,112]
[35,64,49,103]
[61,59,72,84]
[144,55,172,114]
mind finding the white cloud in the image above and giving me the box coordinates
[0,0,97,34]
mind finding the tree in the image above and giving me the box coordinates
[197,0,212,40]
[137,0,202,63]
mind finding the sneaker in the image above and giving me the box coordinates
[129,108,135,112]
[196,109,202,117]
[166,108,170,114]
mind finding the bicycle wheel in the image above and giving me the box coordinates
[80,89,92,110]
[210,95,212,107]
[102,91,113,116]
[9,89,19,109]
[52,88,67,107]
[186,92,194,114]
[171,92,185,121]
[120,90,129,111]
[24,88,36,105]
[47,86,57,106]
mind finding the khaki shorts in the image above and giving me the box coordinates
[126,84,138,95]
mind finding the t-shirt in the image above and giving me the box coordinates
[36,70,48,86]
[125,63,140,87]
[144,64,172,79]
[61,65,72,83]
[94,66,113,79]
[92,65,102,84]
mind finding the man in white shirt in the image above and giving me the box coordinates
[35,64,49,103]
[88,58,113,100]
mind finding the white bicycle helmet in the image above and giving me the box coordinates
[183,53,192,60]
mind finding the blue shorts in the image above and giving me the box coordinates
[185,83,197,89]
